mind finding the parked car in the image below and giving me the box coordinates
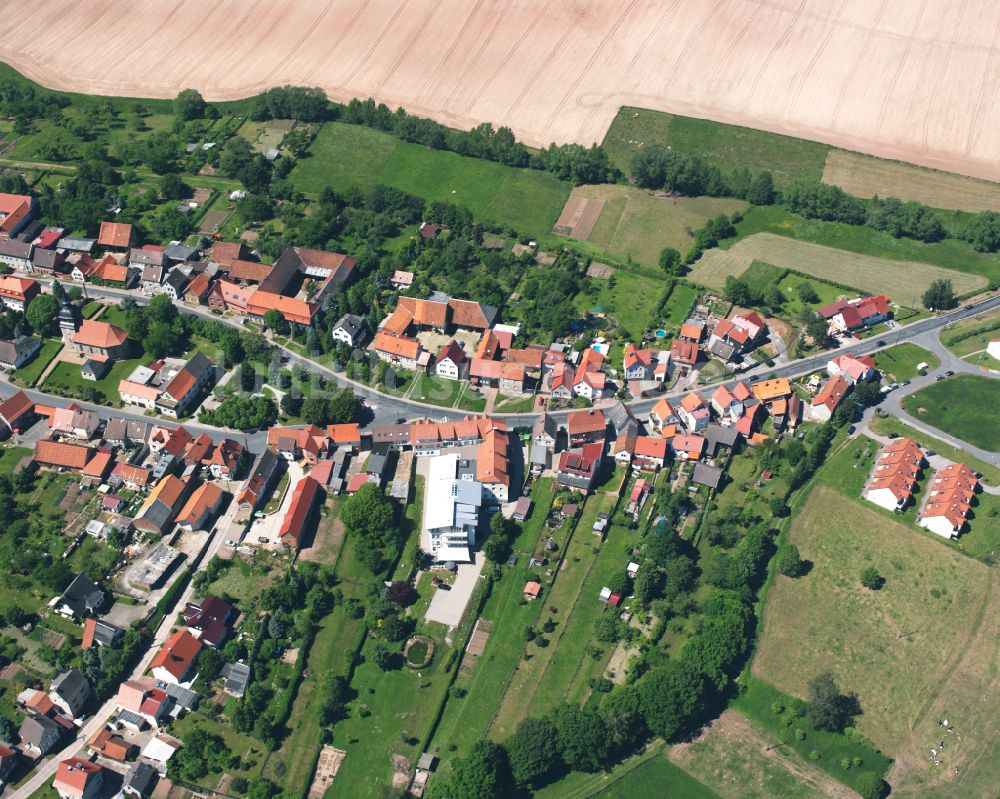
[945,370,955,376]
[848,425,856,435]
[877,340,888,347]
[926,450,937,457]
[935,374,946,381]
[901,380,911,386]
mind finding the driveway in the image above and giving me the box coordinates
[425,555,486,629]
[245,460,303,546]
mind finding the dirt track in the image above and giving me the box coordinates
[4,1,1000,181]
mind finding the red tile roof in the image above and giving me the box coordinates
[0,193,32,237]
[0,389,35,428]
[73,320,128,350]
[567,409,606,436]
[279,476,322,548]
[97,221,133,248]
[670,338,699,365]
[33,440,94,470]
[54,757,103,796]
[150,630,202,681]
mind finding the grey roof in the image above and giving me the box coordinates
[704,424,739,457]
[529,444,549,467]
[163,244,198,262]
[333,313,366,338]
[366,452,389,477]
[130,249,166,267]
[162,682,199,709]
[707,338,737,362]
[605,401,638,435]
[51,669,91,713]
[532,412,556,441]
[31,248,64,270]
[184,351,213,381]
[220,662,251,696]
[57,237,95,253]
[59,573,105,617]
[92,619,124,646]
[19,713,61,747]
[0,336,39,364]
[140,265,164,284]
[117,709,145,728]
[103,418,128,443]
[0,239,32,259]
[82,358,111,377]
[163,269,189,293]
[692,463,725,490]
[124,761,158,797]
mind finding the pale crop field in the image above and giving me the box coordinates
[7,0,1000,183]
[689,233,987,301]
[754,486,1000,799]
[823,150,1000,213]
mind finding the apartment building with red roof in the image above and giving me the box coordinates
[0,192,36,239]
[0,275,40,311]
[918,463,979,539]
[808,374,851,422]
[864,438,924,511]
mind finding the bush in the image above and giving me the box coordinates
[856,773,885,799]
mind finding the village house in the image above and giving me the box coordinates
[633,436,669,471]
[649,397,680,431]
[0,388,37,432]
[139,265,164,295]
[469,358,526,394]
[679,393,710,432]
[372,331,424,370]
[236,448,283,512]
[434,340,468,381]
[818,295,891,331]
[150,630,202,685]
[827,352,878,384]
[176,482,227,531]
[669,338,699,370]
[204,438,244,479]
[566,408,607,447]
[54,758,106,799]
[331,313,368,348]
[556,442,604,494]
[148,425,193,457]
[184,272,211,305]
[33,440,96,472]
[0,239,33,271]
[0,192,36,239]
[0,275,40,311]
[53,573,106,619]
[671,433,705,461]
[97,221,136,252]
[267,424,331,462]
[182,596,234,647]
[31,247,67,276]
[532,412,557,450]
[50,406,100,440]
[808,374,851,422]
[134,475,191,534]
[391,269,414,290]
[0,335,41,369]
[549,362,575,400]
[155,352,214,418]
[206,278,253,313]
[48,669,91,719]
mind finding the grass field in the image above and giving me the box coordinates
[290,122,569,236]
[822,150,1000,213]
[572,269,670,341]
[940,309,1000,357]
[590,752,721,799]
[753,485,1000,797]
[42,356,146,407]
[602,108,830,187]
[689,232,987,302]
[564,184,746,267]
[486,482,623,741]
[901,375,1000,451]
[872,343,940,382]
[723,205,1000,288]
[669,710,858,799]
[236,118,293,155]
[737,261,845,322]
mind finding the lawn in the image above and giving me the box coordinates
[572,269,672,341]
[659,283,700,330]
[408,373,462,407]
[872,343,940,382]
[563,183,746,268]
[291,122,570,237]
[205,556,280,607]
[41,355,147,406]
[901,375,1000,451]
[822,150,1000,214]
[753,485,1000,798]
[170,713,265,790]
[493,394,536,414]
[669,710,860,799]
[602,108,830,188]
[0,447,31,479]
[455,385,487,413]
[721,204,1000,289]
[690,231,987,303]
[11,339,62,387]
